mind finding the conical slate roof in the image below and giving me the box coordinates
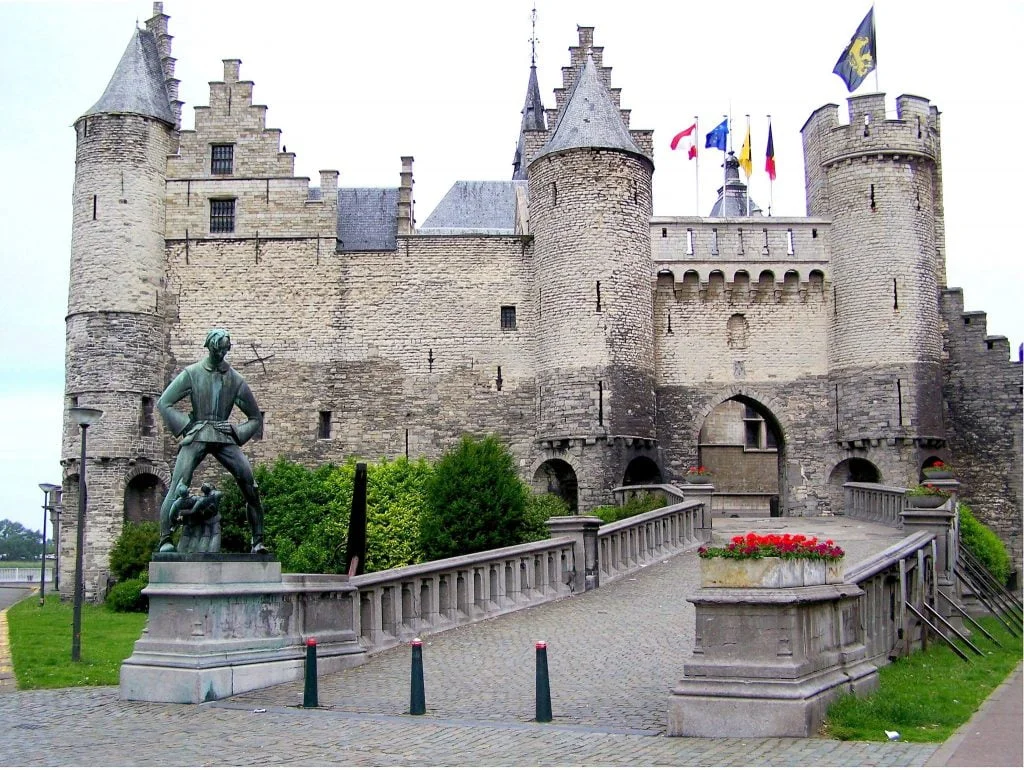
[81,28,174,124]
[709,152,763,217]
[534,52,642,161]
[513,65,546,180]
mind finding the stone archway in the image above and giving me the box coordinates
[622,456,662,486]
[532,459,579,513]
[123,465,169,525]
[827,457,881,514]
[697,395,784,517]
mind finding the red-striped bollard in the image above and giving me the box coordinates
[303,637,319,708]
[535,641,552,722]
[410,638,426,715]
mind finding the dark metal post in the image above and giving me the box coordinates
[72,424,88,662]
[38,484,59,606]
[535,641,552,722]
[345,462,368,576]
[303,637,318,707]
[410,638,425,715]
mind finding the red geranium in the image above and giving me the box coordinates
[698,532,845,561]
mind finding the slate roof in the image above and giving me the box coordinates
[82,28,174,124]
[337,188,399,251]
[535,52,643,161]
[513,65,546,180]
[419,181,526,235]
[709,152,763,217]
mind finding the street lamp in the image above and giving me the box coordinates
[68,406,102,663]
[38,482,60,606]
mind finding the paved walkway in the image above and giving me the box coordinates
[0,517,1017,765]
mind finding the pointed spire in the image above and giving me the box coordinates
[81,27,174,125]
[534,51,643,162]
[513,65,546,179]
[710,152,762,217]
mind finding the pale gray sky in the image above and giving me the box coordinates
[0,0,1019,532]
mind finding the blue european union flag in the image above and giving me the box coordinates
[833,8,876,92]
[705,119,728,151]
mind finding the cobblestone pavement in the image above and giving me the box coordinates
[0,518,942,766]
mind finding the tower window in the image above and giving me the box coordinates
[211,144,234,175]
[210,199,236,233]
[500,305,517,331]
[685,228,694,255]
[140,396,155,437]
[317,411,332,439]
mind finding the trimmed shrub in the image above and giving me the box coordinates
[590,493,667,524]
[419,435,530,560]
[522,493,569,541]
[959,503,1011,585]
[105,573,149,613]
[108,521,160,581]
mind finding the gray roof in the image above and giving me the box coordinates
[513,65,546,180]
[420,181,526,234]
[534,53,643,162]
[337,188,398,251]
[709,152,763,217]
[82,28,174,124]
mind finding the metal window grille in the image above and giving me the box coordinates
[210,199,235,233]
[211,144,234,175]
[318,411,332,439]
[500,305,517,330]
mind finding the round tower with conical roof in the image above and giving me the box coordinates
[802,92,946,482]
[61,3,179,597]
[527,31,657,510]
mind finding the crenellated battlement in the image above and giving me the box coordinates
[655,266,828,305]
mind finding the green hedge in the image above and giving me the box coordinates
[590,493,667,524]
[105,573,149,613]
[959,503,1012,584]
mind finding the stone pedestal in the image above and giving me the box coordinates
[546,515,602,591]
[120,555,366,703]
[677,483,714,541]
[668,583,877,737]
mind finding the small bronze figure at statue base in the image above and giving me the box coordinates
[161,482,223,554]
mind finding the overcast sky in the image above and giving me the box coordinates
[0,0,1019,533]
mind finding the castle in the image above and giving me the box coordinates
[61,3,1022,596]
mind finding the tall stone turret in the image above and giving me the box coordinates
[802,93,946,482]
[61,3,178,597]
[527,29,657,509]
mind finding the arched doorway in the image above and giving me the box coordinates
[533,459,579,513]
[623,456,662,486]
[827,458,881,514]
[698,396,784,517]
[124,473,165,524]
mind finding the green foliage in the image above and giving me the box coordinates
[419,435,530,560]
[959,503,1012,584]
[824,617,1022,741]
[7,595,147,688]
[364,456,432,571]
[0,519,42,560]
[589,493,667,524]
[108,521,160,581]
[105,573,149,613]
[520,494,566,542]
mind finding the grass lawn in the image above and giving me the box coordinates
[824,616,1023,742]
[6,594,146,689]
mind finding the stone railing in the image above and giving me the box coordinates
[611,483,687,506]
[351,536,577,655]
[598,501,704,585]
[843,482,908,527]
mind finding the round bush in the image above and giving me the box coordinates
[109,521,160,581]
[105,574,149,613]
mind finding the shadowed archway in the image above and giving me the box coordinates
[533,459,579,513]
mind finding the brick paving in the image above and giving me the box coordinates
[0,518,945,766]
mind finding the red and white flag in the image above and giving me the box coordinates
[670,123,698,159]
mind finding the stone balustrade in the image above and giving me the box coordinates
[611,483,687,506]
[598,501,704,585]
[844,482,908,527]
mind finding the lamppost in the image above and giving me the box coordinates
[68,406,102,663]
[50,489,62,593]
[37,482,60,606]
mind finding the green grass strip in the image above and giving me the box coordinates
[7,595,146,689]
[824,616,1023,742]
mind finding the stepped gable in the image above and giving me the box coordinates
[535,51,643,161]
[420,181,526,235]
[81,27,174,124]
[337,188,399,251]
[513,65,546,179]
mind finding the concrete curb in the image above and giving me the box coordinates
[0,607,15,693]
[924,661,1023,767]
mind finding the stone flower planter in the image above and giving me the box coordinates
[685,475,712,485]
[922,468,954,480]
[907,494,948,509]
[700,556,844,588]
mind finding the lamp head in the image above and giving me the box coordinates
[39,482,60,495]
[69,407,104,427]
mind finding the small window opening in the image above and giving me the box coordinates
[427,348,435,372]
[711,228,719,255]
[833,287,838,317]
[870,184,876,210]
[896,379,903,425]
[92,195,97,220]
[317,410,332,439]
[761,227,770,255]
[500,305,517,331]
[786,228,794,255]
[686,228,694,255]
[495,366,503,391]
[666,311,673,335]
[661,227,667,238]
[812,228,818,239]
[964,317,970,325]
[210,198,236,233]
[211,144,234,175]
[834,384,840,430]
[597,380,604,426]
[986,340,994,350]
[551,182,557,206]
[595,281,602,312]
[863,114,870,136]
[737,228,744,255]
[916,116,922,138]
[140,396,155,437]
[893,278,899,309]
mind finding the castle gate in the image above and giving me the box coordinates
[532,459,579,512]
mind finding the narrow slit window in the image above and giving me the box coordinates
[786,228,795,255]
[317,410,332,439]
[598,380,604,426]
[140,396,155,437]
[685,228,694,255]
[896,379,903,425]
[596,281,602,312]
[893,278,899,309]
[92,195,97,220]
[711,228,719,255]
[870,184,876,210]
[762,227,770,254]
[551,182,557,206]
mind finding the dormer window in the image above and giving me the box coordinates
[211,144,234,175]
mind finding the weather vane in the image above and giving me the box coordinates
[529,3,538,67]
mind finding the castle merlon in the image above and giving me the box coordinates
[81,27,175,126]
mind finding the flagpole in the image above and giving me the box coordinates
[872,3,880,92]
[722,113,728,217]
[694,115,700,216]
[767,113,774,217]
[745,114,750,217]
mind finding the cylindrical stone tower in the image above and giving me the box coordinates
[528,48,656,509]
[61,6,178,598]
[802,92,946,482]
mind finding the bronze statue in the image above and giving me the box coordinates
[169,482,223,554]
[157,329,268,553]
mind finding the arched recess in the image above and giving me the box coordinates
[827,457,881,514]
[532,459,579,513]
[124,473,166,524]
[697,394,785,517]
[622,456,662,486]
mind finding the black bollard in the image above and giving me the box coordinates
[410,638,426,715]
[303,637,319,708]
[535,640,552,722]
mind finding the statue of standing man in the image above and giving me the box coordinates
[157,329,268,554]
